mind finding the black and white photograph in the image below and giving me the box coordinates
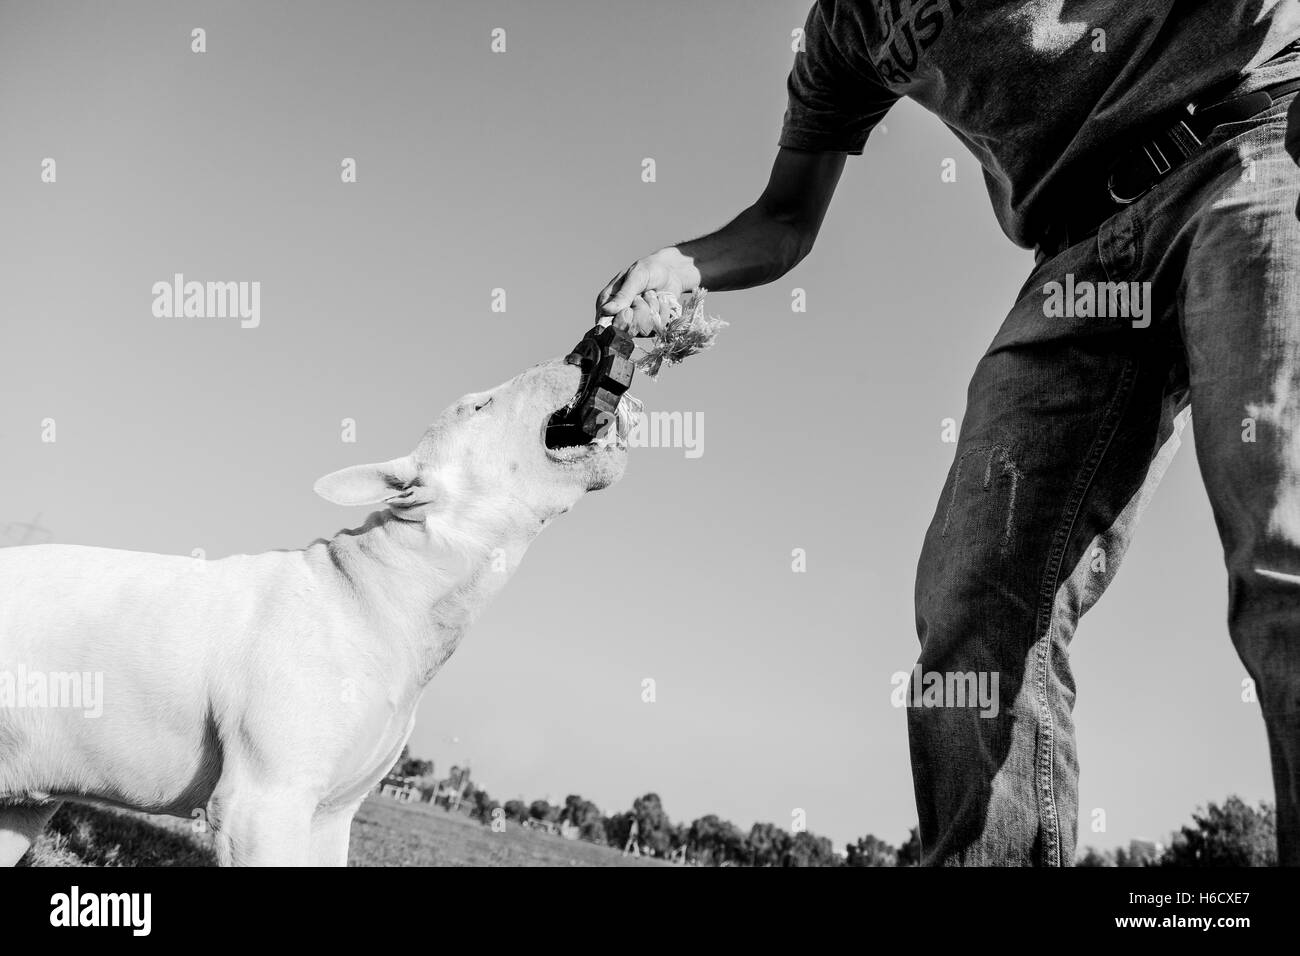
[2,0,1299,935]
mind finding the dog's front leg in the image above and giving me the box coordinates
[309,800,363,867]
[0,802,62,867]
[210,788,316,867]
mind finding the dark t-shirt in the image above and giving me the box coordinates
[780,0,1300,247]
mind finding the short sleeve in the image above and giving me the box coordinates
[779,0,899,155]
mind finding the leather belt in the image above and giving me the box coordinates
[1036,72,1300,258]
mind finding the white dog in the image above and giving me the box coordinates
[0,357,633,866]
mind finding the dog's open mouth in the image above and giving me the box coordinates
[543,391,640,461]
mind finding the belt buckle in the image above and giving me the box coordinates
[1107,110,1209,206]
[1107,139,1167,205]
[1107,170,1149,206]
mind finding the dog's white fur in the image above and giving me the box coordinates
[0,359,629,866]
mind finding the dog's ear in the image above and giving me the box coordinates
[314,456,419,506]
[314,456,444,519]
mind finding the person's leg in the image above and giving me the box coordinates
[910,229,1187,865]
[1177,90,1300,864]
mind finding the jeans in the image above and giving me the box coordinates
[909,80,1300,866]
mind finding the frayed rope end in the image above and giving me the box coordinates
[631,289,727,380]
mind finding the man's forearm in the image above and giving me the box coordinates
[677,203,813,292]
[598,148,845,329]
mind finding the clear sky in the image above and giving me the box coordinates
[0,0,1273,854]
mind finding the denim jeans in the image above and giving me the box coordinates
[909,78,1300,866]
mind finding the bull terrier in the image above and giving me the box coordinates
[0,357,634,866]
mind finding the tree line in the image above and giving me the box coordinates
[486,791,922,867]
[1078,796,1277,867]
[390,752,1277,866]
[388,747,916,865]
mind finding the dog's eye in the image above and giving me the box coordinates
[457,396,493,416]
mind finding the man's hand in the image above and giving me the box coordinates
[596,247,702,336]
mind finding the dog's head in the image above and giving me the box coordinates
[313,359,635,535]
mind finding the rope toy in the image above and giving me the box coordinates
[631,289,728,380]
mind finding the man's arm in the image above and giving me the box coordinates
[597,147,848,334]
[598,1,896,334]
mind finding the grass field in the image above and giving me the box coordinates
[18,795,669,867]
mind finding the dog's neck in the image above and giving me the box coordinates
[309,505,545,686]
